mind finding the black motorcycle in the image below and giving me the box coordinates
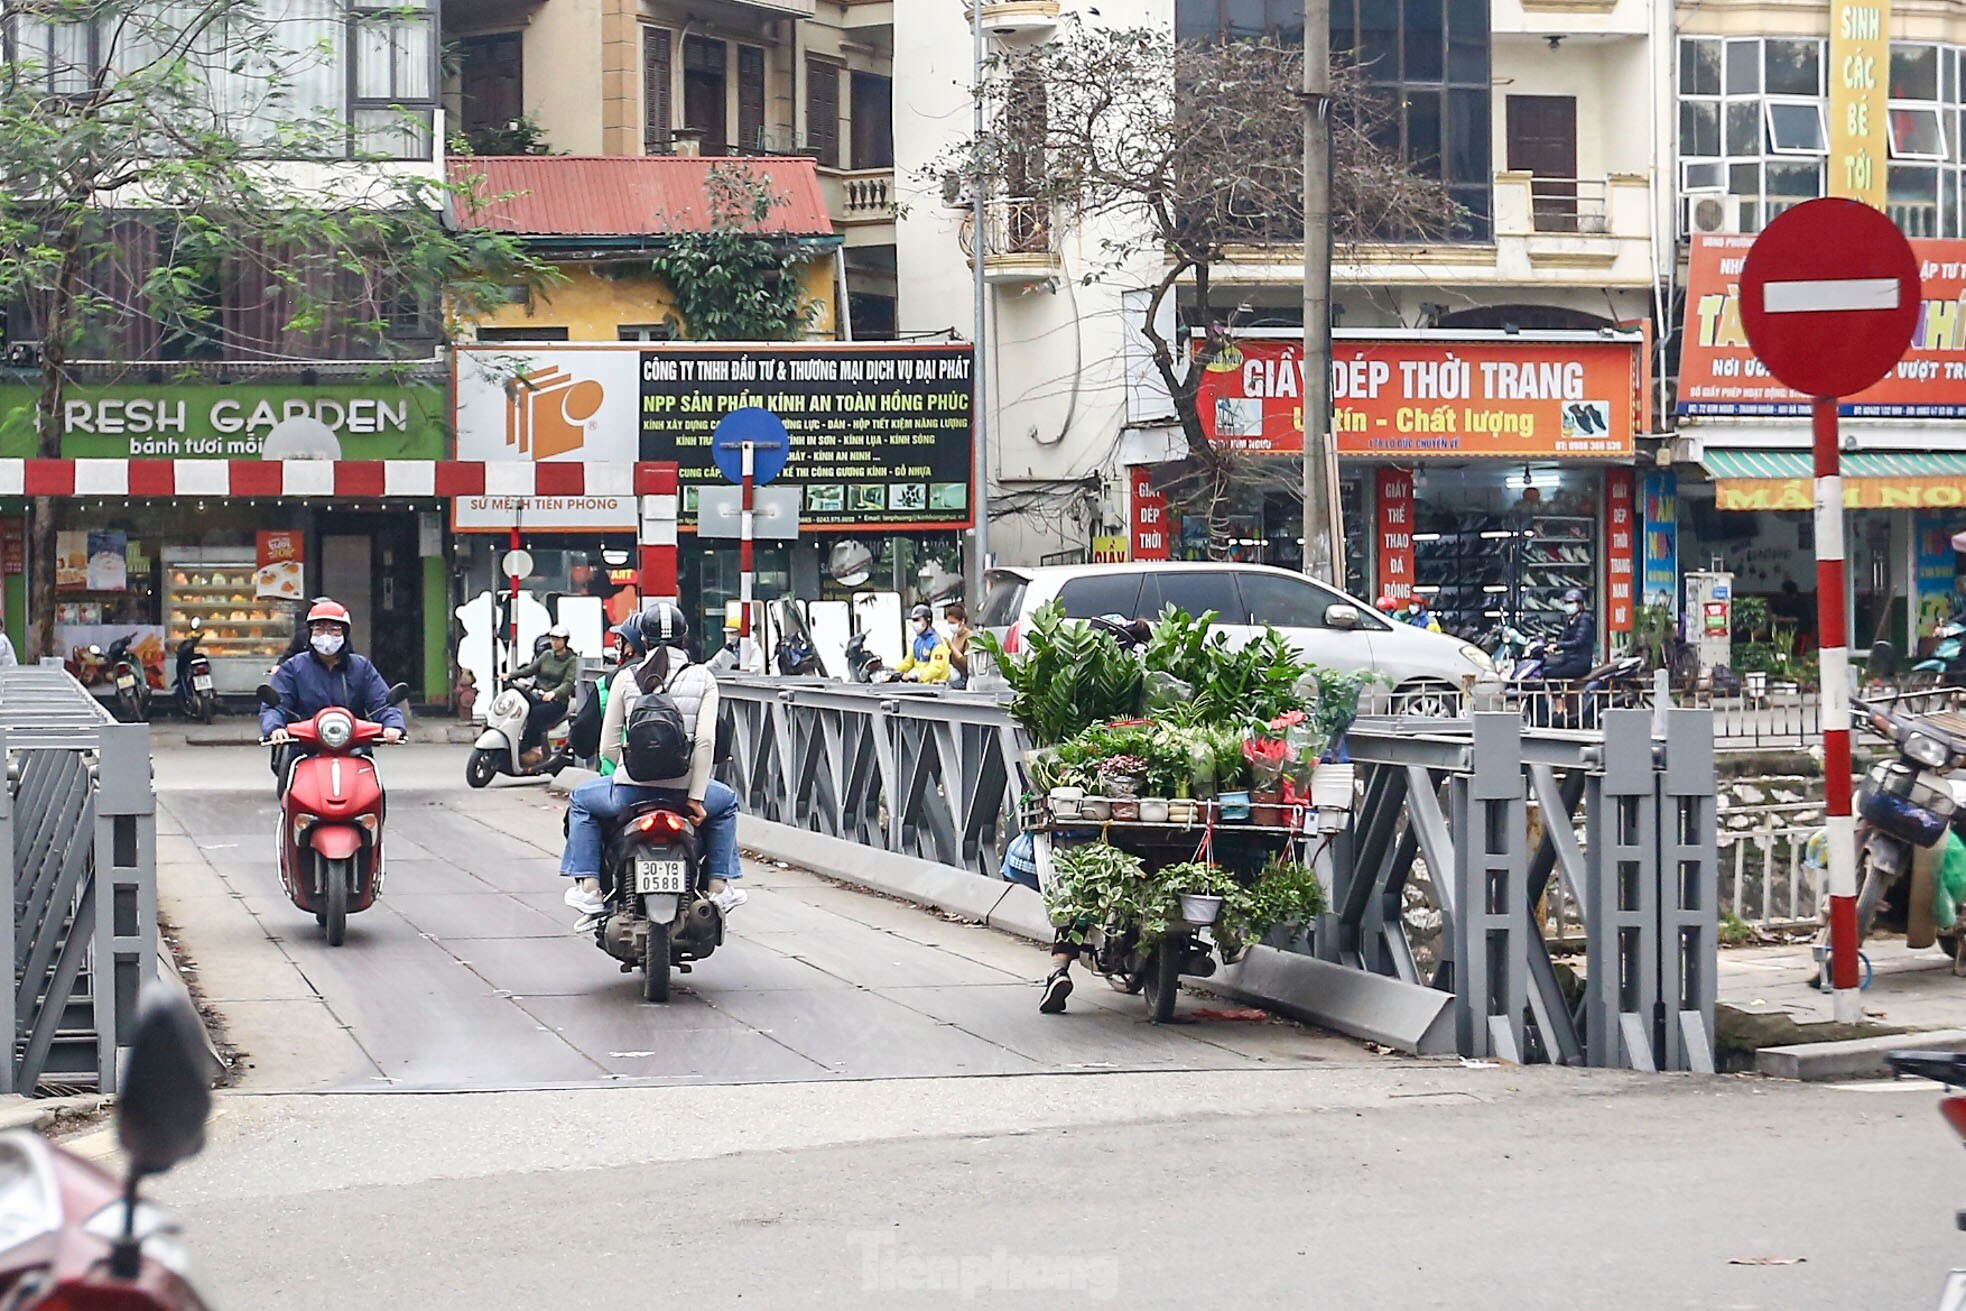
[587,801,725,1002]
[105,635,151,723]
[844,632,885,683]
[173,621,216,723]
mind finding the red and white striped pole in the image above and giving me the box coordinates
[738,442,755,671]
[508,523,523,684]
[1813,394,1860,1023]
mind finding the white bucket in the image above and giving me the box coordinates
[1311,762,1356,811]
[1178,893,1223,925]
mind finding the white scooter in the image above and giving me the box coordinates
[466,677,598,788]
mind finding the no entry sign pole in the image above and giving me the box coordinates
[711,407,790,674]
[1739,197,1921,1027]
[1812,395,1860,1018]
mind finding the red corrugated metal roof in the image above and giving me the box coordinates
[449,155,835,239]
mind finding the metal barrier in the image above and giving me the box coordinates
[0,668,155,1094]
[718,677,1718,1071]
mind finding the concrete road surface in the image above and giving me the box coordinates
[143,745,1963,1309]
[155,745,1359,1093]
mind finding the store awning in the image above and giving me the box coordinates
[1704,449,1966,510]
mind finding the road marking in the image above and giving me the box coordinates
[1763,277,1901,313]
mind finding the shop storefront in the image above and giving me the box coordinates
[453,342,976,655]
[1190,330,1647,650]
[0,370,453,700]
[1676,234,1966,655]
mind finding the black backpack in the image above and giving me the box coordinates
[621,661,693,780]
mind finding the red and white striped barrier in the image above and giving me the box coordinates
[0,458,680,499]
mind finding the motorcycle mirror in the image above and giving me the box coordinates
[116,989,213,1180]
[255,683,281,709]
[387,682,412,706]
[1869,641,1901,677]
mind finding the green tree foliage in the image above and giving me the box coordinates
[646,164,820,342]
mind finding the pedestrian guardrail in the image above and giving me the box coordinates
[716,677,1717,1072]
[0,668,155,1095]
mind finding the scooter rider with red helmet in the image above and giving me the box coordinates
[260,599,406,783]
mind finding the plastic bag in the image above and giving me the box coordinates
[1938,829,1966,929]
[1145,671,1194,715]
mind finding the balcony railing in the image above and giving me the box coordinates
[958,198,1062,283]
[1526,177,1609,234]
[966,1,1062,42]
[817,167,897,233]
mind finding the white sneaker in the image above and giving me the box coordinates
[710,885,748,915]
[563,884,608,916]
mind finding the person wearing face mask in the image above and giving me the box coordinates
[260,599,406,784]
[1543,588,1598,681]
[893,603,952,683]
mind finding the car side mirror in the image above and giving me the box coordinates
[116,990,213,1180]
[387,682,412,707]
[1324,603,1361,631]
[255,684,280,708]
[1870,641,1901,678]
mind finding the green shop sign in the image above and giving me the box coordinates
[0,381,448,460]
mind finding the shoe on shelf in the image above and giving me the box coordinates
[563,883,608,916]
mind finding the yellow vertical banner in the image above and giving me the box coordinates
[1830,0,1890,207]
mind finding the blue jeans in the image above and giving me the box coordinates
[560,777,741,883]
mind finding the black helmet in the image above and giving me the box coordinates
[641,601,689,647]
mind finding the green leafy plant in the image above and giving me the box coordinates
[977,601,1146,746]
[1045,842,1169,944]
[646,163,820,342]
[1219,854,1330,955]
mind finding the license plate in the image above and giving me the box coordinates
[634,858,689,895]
[193,675,213,691]
[115,674,135,689]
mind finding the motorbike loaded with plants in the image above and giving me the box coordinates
[983,602,1368,1022]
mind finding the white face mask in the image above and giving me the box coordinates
[311,632,345,656]
[1563,603,1580,615]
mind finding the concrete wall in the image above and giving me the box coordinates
[469,258,839,340]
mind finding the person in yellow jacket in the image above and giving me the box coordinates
[895,603,952,683]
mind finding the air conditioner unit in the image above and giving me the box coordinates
[1684,189,1738,236]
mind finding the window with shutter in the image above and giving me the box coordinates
[643,27,672,153]
[738,46,766,154]
[805,57,839,167]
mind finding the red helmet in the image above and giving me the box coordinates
[305,599,352,629]
[1375,595,1399,612]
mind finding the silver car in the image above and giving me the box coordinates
[975,562,1496,709]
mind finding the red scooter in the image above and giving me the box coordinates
[257,682,409,946]
[0,989,215,1309]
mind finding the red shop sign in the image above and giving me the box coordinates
[1606,469,1635,633]
[1375,468,1415,603]
[1129,466,1170,562]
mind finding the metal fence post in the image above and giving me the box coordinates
[1584,709,1662,1070]
[1450,713,1527,1061]
[90,722,155,1092]
[1658,707,1718,1073]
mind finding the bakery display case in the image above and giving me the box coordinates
[163,547,298,694]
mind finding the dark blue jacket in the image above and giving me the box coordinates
[1546,611,1599,679]
[259,650,406,736]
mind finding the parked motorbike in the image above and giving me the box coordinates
[1489,625,1549,682]
[844,632,885,683]
[1917,609,1966,687]
[1886,1050,1966,1308]
[1845,651,1966,969]
[105,635,151,724]
[583,800,727,1002]
[257,681,410,946]
[467,677,599,788]
[172,621,216,724]
[0,988,214,1310]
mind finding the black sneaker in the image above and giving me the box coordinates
[1039,969,1073,1014]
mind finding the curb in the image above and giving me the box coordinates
[737,816,1455,1055]
[1757,1027,1966,1081]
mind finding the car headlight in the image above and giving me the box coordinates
[1904,731,1952,768]
[316,711,354,750]
[1458,644,1495,672]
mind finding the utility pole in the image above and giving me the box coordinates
[967,0,991,609]
[1301,0,1343,588]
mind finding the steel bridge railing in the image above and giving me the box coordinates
[716,678,1718,1072]
[0,667,155,1095]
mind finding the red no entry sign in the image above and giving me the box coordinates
[1739,198,1921,399]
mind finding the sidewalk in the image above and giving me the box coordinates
[1719,936,1966,1030]
[147,716,483,747]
